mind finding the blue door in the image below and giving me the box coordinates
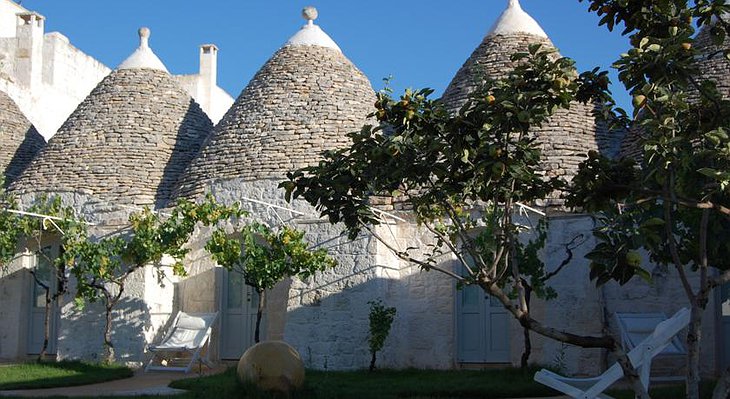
[456,282,510,363]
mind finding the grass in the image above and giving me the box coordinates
[0,364,717,399]
[609,380,716,399]
[170,367,562,399]
[0,360,133,390]
[172,368,719,399]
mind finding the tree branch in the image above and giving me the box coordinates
[423,221,474,277]
[664,183,695,300]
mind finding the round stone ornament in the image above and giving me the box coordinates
[237,341,305,393]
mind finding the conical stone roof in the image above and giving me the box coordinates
[175,8,376,199]
[694,17,730,98]
[441,0,612,183]
[11,28,212,209]
[0,90,45,187]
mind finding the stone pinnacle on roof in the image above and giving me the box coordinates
[117,27,169,72]
[488,0,548,38]
[284,6,341,52]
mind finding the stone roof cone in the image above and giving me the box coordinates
[694,16,730,97]
[175,7,376,199]
[11,28,213,209]
[441,0,613,186]
[0,90,45,187]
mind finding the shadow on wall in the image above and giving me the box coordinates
[280,270,456,371]
[0,267,32,360]
[3,126,45,187]
[155,100,212,209]
[59,295,156,364]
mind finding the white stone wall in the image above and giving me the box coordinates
[376,222,457,369]
[522,213,720,378]
[0,0,24,38]
[522,214,607,376]
[6,191,178,364]
[0,249,33,360]
[199,178,384,370]
[0,9,110,139]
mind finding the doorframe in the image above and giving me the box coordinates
[26,241,61,356]
[454,259,511,365]
[219,268,264,360]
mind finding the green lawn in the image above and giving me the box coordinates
[0,363,716,399]
[171,368,717,399]
[610,381,716,399]
[0,361,133,390]
[171,367,561,399]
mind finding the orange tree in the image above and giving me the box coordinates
[281,45,653,398]
[568,1,730,398]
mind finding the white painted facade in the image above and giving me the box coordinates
[0,0,232,140]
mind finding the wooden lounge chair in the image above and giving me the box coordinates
[145,311,218,373]
[534,307,690,399]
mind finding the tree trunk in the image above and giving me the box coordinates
[687,302,705,399]
[254,289,265,343]
[369,351,377,372]
[613,344,652,399]
[712,367,730,399]
[39,289,51,361]
[521,283,533,369]
[479,280,650,398]
[103,303,115,364]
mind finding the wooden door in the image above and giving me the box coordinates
[220,270,262,360]
[27,245,59,355]
[456,282,510,363]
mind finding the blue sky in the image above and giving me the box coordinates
[23,0,632,108]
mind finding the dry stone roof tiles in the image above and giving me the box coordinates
[10,68,213,209]
[441,31,612,183]
[0,90,45,187]
[175,43,375,199]
[694,20,730,98]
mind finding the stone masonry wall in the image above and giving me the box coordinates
[0,250,32,360]
[5,191,179,364]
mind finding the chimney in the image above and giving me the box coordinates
[15,12,45,90]
[198,44,217,114]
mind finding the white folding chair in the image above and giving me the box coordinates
[534,307,690,399]
[615,311,687,382]
[145,311,218,373]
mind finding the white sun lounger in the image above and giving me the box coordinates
[614,310,687,382]
[145,311,218,373]
[534,307,690,399]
